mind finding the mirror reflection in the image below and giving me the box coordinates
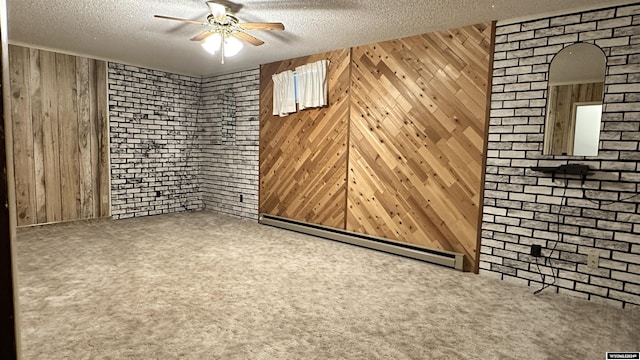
[543,43,606,156]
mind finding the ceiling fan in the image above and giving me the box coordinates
[155,1,285,64]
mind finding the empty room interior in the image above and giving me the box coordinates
[2,0,640,358]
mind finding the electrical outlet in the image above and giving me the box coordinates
[531,245,542,257]
[587,252,599,269]
[102,195,109,204]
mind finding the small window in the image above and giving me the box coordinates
[293,72,299,103]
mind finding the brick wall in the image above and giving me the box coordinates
[482,3,640,308]
[198,69,260,220]
[108,63,203,219]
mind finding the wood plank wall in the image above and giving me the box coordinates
[545,82,604,155]
[348,24,493,272]
[259,49,351,229]
[8,45,109,226]
[259,24,494,271]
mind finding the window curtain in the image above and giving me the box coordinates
[272,70,296,117]
[295,59,329,111]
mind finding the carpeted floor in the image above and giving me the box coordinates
[15,211,640,359]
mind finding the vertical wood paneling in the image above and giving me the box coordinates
[77,56,93,219]
[56,53,80,221]
[40,50,62,223]
[28,48,46,224]
[348,24,493,271]
[88,59,99,216]
[95,61,110,216]
[8,45,109,226]
[9,46,36,224]
[259,49,350,229]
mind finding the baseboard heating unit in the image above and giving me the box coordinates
[259,214,464,271]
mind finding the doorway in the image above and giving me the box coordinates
[1,0,19,356]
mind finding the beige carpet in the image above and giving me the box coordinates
[15,211,640,359]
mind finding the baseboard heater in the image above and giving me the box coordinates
[259,214,464,271]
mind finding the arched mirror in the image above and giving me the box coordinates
[543,43,606,156]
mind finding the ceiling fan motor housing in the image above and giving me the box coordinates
[207,13,238,27]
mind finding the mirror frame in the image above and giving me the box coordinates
[543,42,607,157]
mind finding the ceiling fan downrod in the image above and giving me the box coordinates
[220,31,226,64]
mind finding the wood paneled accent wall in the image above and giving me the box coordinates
[9,45,109,226]
[260,49,351,229]
[348,24,493,271]
[260,24,494,271]
[544,82,604,155]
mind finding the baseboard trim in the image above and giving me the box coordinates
[259,214,464,271]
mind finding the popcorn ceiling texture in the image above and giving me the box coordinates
[10,0,631,76]
[481,3,640,308]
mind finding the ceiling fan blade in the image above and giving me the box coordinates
[190,31,215,42]
[207,1,227,22]
[154,15,204,25]
[232,31,265,46]
[240,22,285,31]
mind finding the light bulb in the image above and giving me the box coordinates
[201,33,222,54]
[224,36,243,57]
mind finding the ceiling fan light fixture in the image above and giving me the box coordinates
[224,36,244,57]
[201,32,222,54]
[157,1,283,64]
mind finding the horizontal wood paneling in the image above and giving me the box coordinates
[9,45,109,226]
[259,49,350,229]
[348,24,493,272]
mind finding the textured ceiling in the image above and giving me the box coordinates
[7,0,636,76]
